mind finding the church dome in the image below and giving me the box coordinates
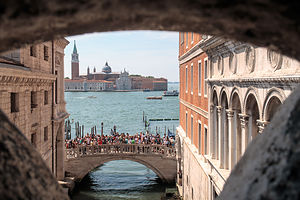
[102,62,112,73]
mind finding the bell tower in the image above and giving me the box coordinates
[71,40,79,79]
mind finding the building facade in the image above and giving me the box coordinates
[64,79,114,91]
[177,32,211,200]
[116,69,132,90]
[131,76,168,91]
[177,34,300,199]
[0,39,69,180]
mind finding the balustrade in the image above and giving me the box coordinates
[65,144,176,159]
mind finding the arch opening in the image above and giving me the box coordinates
[74,160,170,200]
[231,92,242,162]
[75,156,175,185]
[220,91,229,169]
[212,90,219,159]
[265,96,282,122]
[245,94,260,140]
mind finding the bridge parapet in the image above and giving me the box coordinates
[65,144,176,160]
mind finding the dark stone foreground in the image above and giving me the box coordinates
[0,111,69,200]
[0,0,299,61]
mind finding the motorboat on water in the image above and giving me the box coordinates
[163,90,179,96]
[146,96,162,100]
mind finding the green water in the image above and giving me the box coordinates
[66,83,179,200]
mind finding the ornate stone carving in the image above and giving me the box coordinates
[267,49,282,71]
[55,52,63,66]
[256,120,269,134]
[226,109,234,119]
[239,114,249,128]
[245,46,255,73]
[229,52,237,74]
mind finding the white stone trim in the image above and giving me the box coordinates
[179,43,204,65]
[180,99,209,118]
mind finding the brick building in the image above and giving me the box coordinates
[177,33,210,199]
[0,39,69,180]
[131,76,168,91]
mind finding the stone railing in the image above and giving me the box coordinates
[65,144,176,160]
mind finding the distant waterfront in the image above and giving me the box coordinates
[66,83,179,200]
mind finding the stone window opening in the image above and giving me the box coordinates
[185,65,188,93]
[204,59,208,97]
[180,32,184,45]
[204,126,208,155]
[31,91,38,110]
[44,126,48,142]
[185,111,188,137]
[30,45,37,57]
[10,92,19,113]
[44,90,48,105]
[198,121,202,155]
[186,175,189,186]
[44,45,49,61]
[192,187,194,199]
[186,32,188,49]
[198,60,202,96]
[31,133,36,148]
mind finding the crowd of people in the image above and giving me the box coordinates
[65,131,176,149]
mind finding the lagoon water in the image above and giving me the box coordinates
[66,83,179,200]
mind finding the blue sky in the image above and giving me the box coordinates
[64,31,179,82]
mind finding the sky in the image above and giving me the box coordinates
[64,31,179,82]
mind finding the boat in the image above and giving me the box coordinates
[163,90,179,96]
[143,89,151,92]
[146,96,162,100]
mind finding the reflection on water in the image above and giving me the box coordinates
[72,160,173,200]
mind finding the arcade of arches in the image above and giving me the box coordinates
[206,38,299,172]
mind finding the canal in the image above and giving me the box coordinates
[66,83,179,200]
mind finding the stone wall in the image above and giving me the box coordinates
[0,39,69,180]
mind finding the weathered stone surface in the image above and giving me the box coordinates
[0,0,299,60]
[219,84,300,200]
[0,110,69,200]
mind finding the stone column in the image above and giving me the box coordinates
[239,114,249,155]
[223,108,229,169]
[56,122,65,180]
[217,106,224,168]
[256,120,269,134]
[227,109,236,170]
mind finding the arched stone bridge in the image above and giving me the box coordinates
[65,144,177,183]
